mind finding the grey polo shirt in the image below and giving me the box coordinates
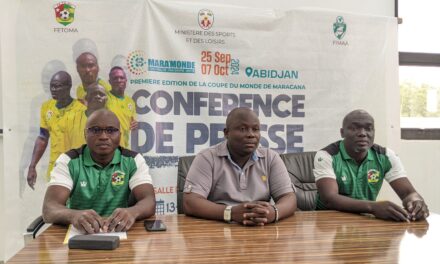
[184,141,295,206]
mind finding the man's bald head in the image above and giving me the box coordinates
[342,109,374,128]
[49,71,72,101]
[340,109,375,160]
[225,107,259,129]
[86,109,120,130]
[76,52,99,86]
[86,83,105,94]
[224,107,261,161]
[51,71,72,86]
[85,83,107,109]
[76,52,98,64]
[85,109,121,164]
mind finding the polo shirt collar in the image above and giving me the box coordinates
[339,140,373,162]
[110,90,125,99]
[83,145,121,167]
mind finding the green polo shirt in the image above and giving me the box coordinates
[49,145,153,216]
[314,140,407,210]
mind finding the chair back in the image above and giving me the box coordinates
[279,152,317,211]
[177,155,196,214]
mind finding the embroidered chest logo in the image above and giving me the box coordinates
[80,181,87,187]
[128,103,134,111]
[367,169,380,183]
[341,175,347,181]
[46,110,54,121]
[261,175,267,182]
[111,171,125,186]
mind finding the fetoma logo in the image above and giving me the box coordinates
[54,2,76,26]
[127,50,147,75]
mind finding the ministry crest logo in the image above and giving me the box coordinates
[198,9,214,30]
[333,16,347,40]
[54,2,76,26]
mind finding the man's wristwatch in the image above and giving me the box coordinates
[224,205,233,222]
[271,204,279,223]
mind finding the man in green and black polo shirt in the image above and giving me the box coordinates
[314,109,429,221]
[42,109,155,234]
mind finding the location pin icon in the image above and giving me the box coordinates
[245,67,253,77]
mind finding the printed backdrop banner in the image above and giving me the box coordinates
[14,0,396,214]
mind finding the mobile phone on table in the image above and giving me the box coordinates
[144,220,167,232]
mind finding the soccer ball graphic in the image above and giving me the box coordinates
[59,10,70,20]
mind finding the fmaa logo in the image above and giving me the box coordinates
[333,16,347,40]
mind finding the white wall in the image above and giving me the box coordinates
[379,141,440,214]
[0,0,4,261]
[0,30,4,263]
[0,1,4,261]
[0,0,395,262]
[0,132,3,264]
[374,141,440,216]
[0,0,5,261]
[1,0,23,262]
[400,141,440,213]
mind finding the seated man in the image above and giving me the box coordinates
[183,107,296,225]
[314,109,429,221]
[42,109,155,234]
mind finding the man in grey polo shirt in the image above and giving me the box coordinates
[183,107,296,225]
